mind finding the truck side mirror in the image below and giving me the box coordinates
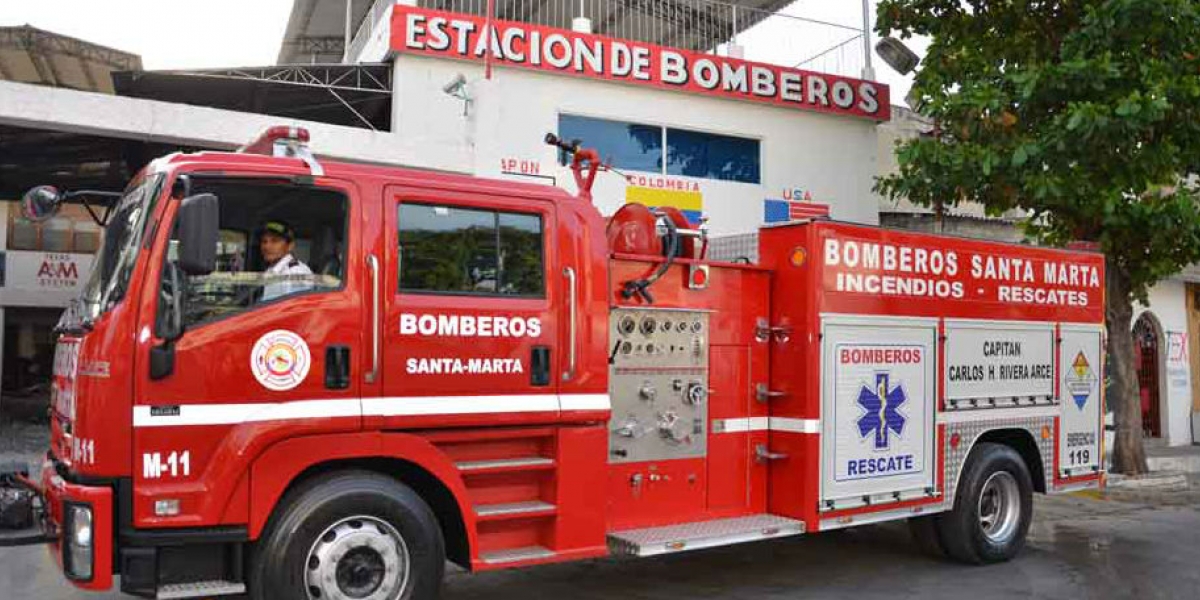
[176,193,219,276]
[21,185,64,222]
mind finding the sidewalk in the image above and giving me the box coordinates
[1103,441,1200,499]
[1145,442,1200,473]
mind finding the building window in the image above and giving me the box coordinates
[557,114,760,184]
[398,203,544,297]
[666,128,761,183]
[6,204,105,254]
[557,114,662,173]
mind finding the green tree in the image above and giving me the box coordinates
[875,0,1200,474]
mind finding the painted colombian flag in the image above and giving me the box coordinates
[763,199,830,223]
[626,187,703,225]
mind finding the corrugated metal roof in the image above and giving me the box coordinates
[0,25,141,93]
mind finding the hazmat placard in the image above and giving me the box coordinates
[1059,325,1103,476]
[822,317,936,503]
[944,321,1055,402]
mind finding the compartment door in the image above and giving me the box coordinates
[1058,325,1104,480]
[820,316,938,510]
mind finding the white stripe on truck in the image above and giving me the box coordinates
[133,394,610,427]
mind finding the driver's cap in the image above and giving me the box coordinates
[259,220,295,242]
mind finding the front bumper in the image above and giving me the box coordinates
[0,464,55,547]
[37,459,114,591]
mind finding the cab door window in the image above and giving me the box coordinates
[159,179,348,329]
[398,203,544,297]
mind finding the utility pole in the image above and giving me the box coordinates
[861,0,876,80]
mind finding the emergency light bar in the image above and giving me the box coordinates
[240,126,324,177]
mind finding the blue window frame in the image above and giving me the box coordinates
[666,128,760,184]
[557,114,662,173]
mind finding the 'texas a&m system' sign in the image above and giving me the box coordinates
[392,6,890,122]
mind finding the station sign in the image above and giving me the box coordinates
[392,6,890,122]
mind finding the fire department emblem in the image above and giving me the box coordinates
[251,330,311,391]
[856,372,907,450]
[1064,351,1096,410]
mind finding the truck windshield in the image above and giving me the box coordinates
[61,174,165,330]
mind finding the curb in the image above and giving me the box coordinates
[1106,471,1190,492]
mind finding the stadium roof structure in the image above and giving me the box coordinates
[113,64,392,131]
[279,0,374,64]
[0,25,141,93]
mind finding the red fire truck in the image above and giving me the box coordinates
[0,127,1105,599]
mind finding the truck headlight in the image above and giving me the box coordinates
[71,505,92,547]
[65,503,93,580]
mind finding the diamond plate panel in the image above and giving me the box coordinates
[157,580,246,599]
[944,416,1055,505]
[708,233,759,264]
[608,514,804,556]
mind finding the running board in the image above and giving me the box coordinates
[456,457,555,472]
[474,501,556,519]
[157,580,246,599]
[481,545,556,565]
[607,514,806,557]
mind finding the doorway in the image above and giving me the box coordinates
[1134,312,1163,438]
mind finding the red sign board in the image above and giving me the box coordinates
[761,222,1106,323]
[392,6,890,122]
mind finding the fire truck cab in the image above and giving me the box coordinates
[1,127,1106,599]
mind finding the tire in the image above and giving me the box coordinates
[907,515,947,558]
[249,470,445,600]
[938,442,1033,565]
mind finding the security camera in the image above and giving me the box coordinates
[442,73,467,96]
[442,73,471,116]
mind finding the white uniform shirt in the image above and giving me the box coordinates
[262,253,313,301]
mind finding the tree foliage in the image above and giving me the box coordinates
[875,0,1200,302]
[875,0,1200,473]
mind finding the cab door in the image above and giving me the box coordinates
[369,185,559,429]
[132,176,364,527]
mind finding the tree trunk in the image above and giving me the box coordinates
[1105,259,1149,475]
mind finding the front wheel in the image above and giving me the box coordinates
[249,471,445,600]
[937,442,1033,564]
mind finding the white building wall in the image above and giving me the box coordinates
[393,55,882,235]
[1135,280,1194,446]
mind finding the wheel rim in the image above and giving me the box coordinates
[305,516,410,600]
[977,471,1021,544]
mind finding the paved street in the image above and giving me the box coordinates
[3,488,1200,600]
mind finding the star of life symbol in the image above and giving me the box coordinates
[1064,351,1096,410]
[856,372,907,450]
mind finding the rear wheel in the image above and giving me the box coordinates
[938,442,1033,564]
[250,471,444,600]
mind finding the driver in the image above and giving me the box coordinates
[258,220,313,301]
